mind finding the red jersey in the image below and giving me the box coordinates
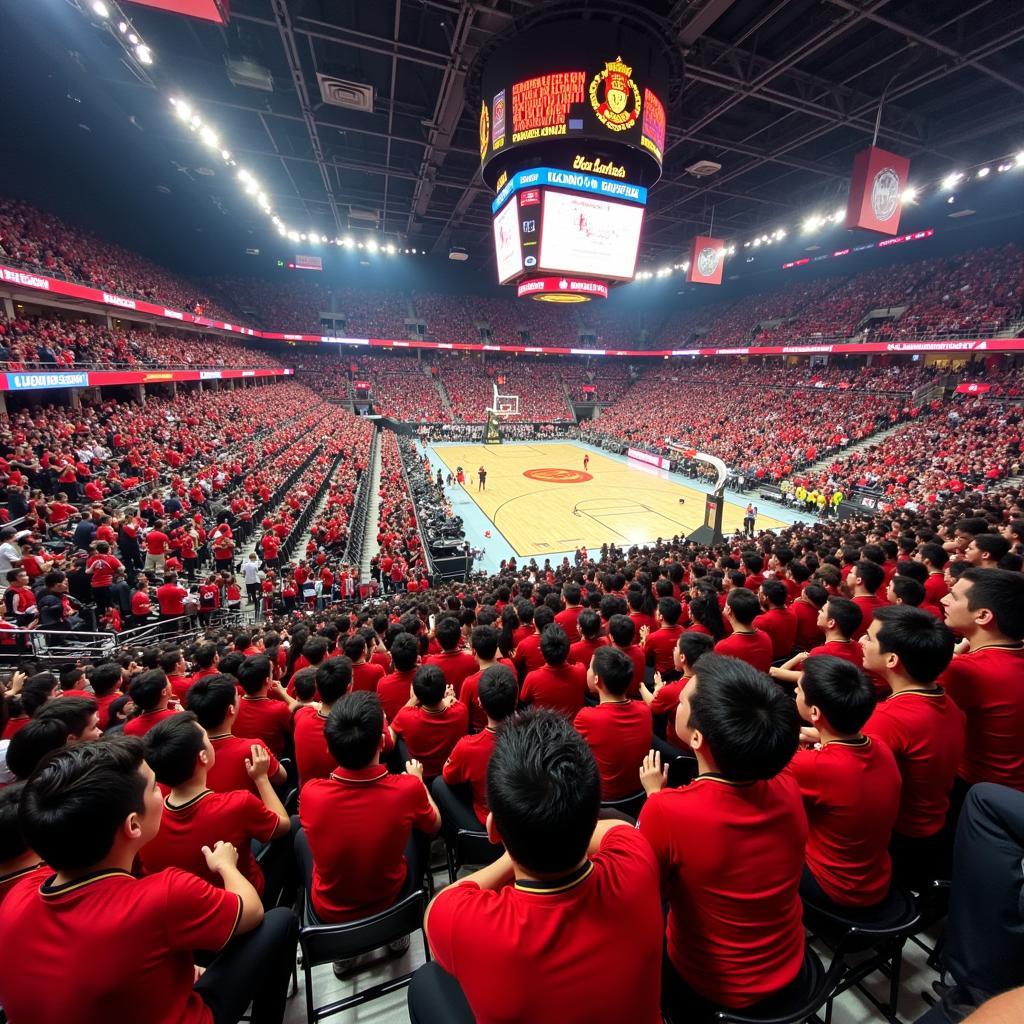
[0,868,240,1024]
[0,863,47,908]
[87,553,122,588]
[377,668,417,723]
[350,661,386,694]
[512,632,545,676]
[138,790,278,895]
[442,727,498,824]
[568,635,610,668]
[299,766,437,922]
[426,826,663,1024]
[424,650,479,698]
[520,662,588,718]
[923,572,949,609]
[864,689,965,837]
[752,607,798,660]
[391,702,469,777]
[155,583,187,617]
[574,700,653,799]
[941,644,1024,789]
[553,606,583,642]
[206,734,280,796]
[144,530,169,556]
[293,707,337,786]
[124,707,178,738]
[643,625,683,675]
[852,594,887,640]
[650,677,691,749]
[131,590,153,617]
[638,774,807,1009]
[788,738,901,906]
[234,696,293,757]
[714,630,774,673]
[791,599,824,650]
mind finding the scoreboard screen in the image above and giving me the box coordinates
[538,190,644,280]
[493,195,523,284]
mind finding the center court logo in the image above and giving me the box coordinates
[523,468,593,483]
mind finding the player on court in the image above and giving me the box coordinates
[583,453,590,472]
[478,466,487,491]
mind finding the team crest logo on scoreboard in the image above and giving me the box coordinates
[871,167,901,222]
[479,101,490,161]
[696,246,720,277]
[523,468,593,483]
[589,56,641,132]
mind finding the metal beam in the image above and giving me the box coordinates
[671,0,739,48]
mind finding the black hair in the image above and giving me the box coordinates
[192,642,218,670]
[343,634,366,662]
[972,534,1011,563]
[591,646,633,697]
[144,712,205,788]
[918,542,949,569]
[478,665,518,721]
[315,657,353,704]
[961,567,1024,640]
[741,552,764,575]
[486,709,600,875]
[760,579,787,608]
[802,583,829,609]
[412,663,447,705]
[854,560,884,595]
[576,609,602,641]
[873,606,955,684]
[825,597,862,639]
[895,560,928,585]
[689,591,726,641]
[562,583,581,606]
[389,632,419,672]
[725,588,760,626]
[236,654,272,695]
[688,654,799,781]
[599,594,628,621]
[218,651,244,680]
[21,674,59,718]
[0,783,29,863]
[8,704,99,781]
[540,624,570,666]
[469,625,499,661]
[657,596,682,626]
[677,630,715,668]
[324,691,384,770]
[607,613,635,647]
[891,576,925,607]
[184,674,238,730]
[533,606,555,631]
[20,737,148,871]
[157,649,184,676]
[88,662,124,697]
[800,655,876,734]
[292,668,318,703]
[128,670,168,712]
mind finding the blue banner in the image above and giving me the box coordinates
[6,372,89,391]
[492,167,647,212]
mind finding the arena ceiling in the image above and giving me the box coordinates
[4,0,1024,274]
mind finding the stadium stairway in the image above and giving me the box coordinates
[433,375,454,418]
[797,420,911,480]
[359,433,384,579]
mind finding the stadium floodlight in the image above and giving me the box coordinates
[743,241,750,248]
[997,163,1013,173]
[386,243,396,254]
[832,207,845,223]
[775,228,786,239]
[1016,151,1024,166]
[299,233,307,241]
[977,167,990,178]
[343,236,354,248]
[681,261,690,271]
[287,230,299,242]
[127,32,139,44]
[276,223,287,235]
[752,237,761,247]
[91,1,110,17]
[366,239,379,253]
[901,187,918,204]
[411,248,417,254]
[941,172,963,190]
[802,215,821,233]
[173,99,191,122]
[136,45,153,65]
[199,126,218,149]
[726,246,735,256]
[118,21,128,33]
[220,149,231,161]
[237,169,253,185]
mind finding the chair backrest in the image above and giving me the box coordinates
[455,828,503,870]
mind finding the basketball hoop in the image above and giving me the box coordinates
[492,383,519,417]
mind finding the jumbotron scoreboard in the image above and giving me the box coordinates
[476,19,671,301]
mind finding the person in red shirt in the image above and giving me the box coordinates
[294,658,354,786]
[260,531,280,568]
[512,605,554,680]
[771,596,866,686]
[941,568,1024,793]
[299,691,441,926]
[641,631,715,752]
[917,542,950,609]
[143,519,170,573]
[415,709,664,1024]
[123,670,179,738]
[741,551,766,592]
[859,605,964,888]
[436,664,518,829]
[378,632,421,722]
[520,625,588,718]
[714,588,774,673]
[791,582,828,650]
[155,572,188,623]
[129,577,154,627]
[568,608,610,668]
[391,665,469,778]
[425,616,479,698]
[185,674,287,794]
[553,582,584,641]
[607,613,645,697]
[344,632,386,693]
[141,713,291,902]
[850,560,887,640]
[641,596,685,677]
[0,783,47,907]
[753,579,799,660]
[0,737,298,1024]
[638,653,809,1017]
[575,646,652,801]
[790,656,902,910]
[458,625,515,732]
[85,541,123,615]
[627,586,659,638]
[235,655,299,757]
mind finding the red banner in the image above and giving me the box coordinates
[685,236,725,285]
[353,380,371,390]
[844,145,910,236]
[954,382,992,394]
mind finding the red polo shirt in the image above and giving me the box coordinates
[752,607,799,660]
[155,583,187,617]
[299,766,437,922]
[650,677,690,749]
[568,635,610,668]
[788,737,901,906]
[643,625,683,675]
[391,702,469,777]
[574,700,653,800]
[377,668,417,722]
[442,727,498,824]
[614,643,646,697]
[0,868,241,1024]
[513,632,545,676]
[139,790,278,895]
[124,707,178,738]
[234,695,293,757]
[864,689,965,838]
[638,774,807,1009]
[791,599,824,650]
[424,649,479,698]
[458,659,516,732]
[351,661,386,694]
[207,734,280,796]
[941,644,1024,789]
[852,594,887,640]
[923,572,949,609]
[294,706,337,786]
[554,606,583,641]
[714,630,774,673]
[426,826,664,1024]
[0,863,48,908]
[520,662,587,718]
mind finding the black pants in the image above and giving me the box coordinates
[943,783,1024,1003]
[408,962,475,1024]
[246,583,261,607]
[194,907,297,1024]
[799,864,889,920]
[890,826,953,892]
[431,777,486,834]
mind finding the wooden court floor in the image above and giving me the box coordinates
[431,442,785,558]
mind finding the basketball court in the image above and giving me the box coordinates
[426,440,789,563]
